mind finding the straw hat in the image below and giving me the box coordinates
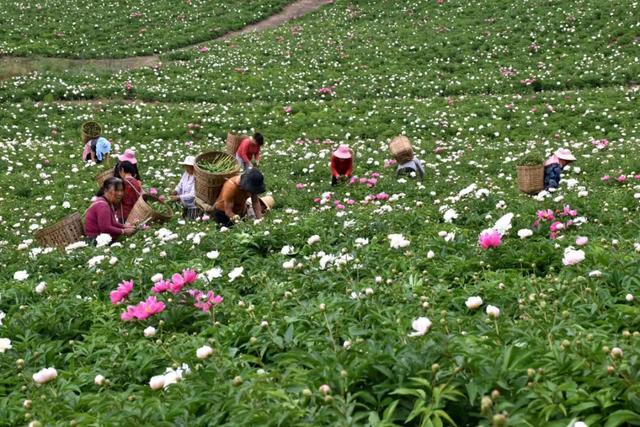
[180,155,196,166]
[555,148,576,162]
[118,149,137,164]
[240,168,266,194]
[333,144,352,159]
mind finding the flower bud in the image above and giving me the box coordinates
[480,396,493,415]
[492,414,507,427]
[319,384,331,395]
[232,376,243,386]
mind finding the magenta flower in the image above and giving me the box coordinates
[313,197,321,203]
[120,297,165,321]
[169,273,186,295]
[375,192,389,200]
[479,230,502,250]
[616,175,626,183]
[296,183,306,190]
[562,205,577,217]
[151,279,171,294]
[182,269,198,284]
[198,46,210,53]
[349,176,358,185]
[384,159,397,168]
[189,290,223,312]
[549,221,564,233]
[601,175,610,182]
[284,106,293,114]
[149,188,158,196]
[110,280,134,305]
[536,209,554,221]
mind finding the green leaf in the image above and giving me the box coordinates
[605,410,640,427]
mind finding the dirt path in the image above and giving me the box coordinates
[0,0,333,79]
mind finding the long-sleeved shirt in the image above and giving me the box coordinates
[85,197,125,239]
[330,156,353,177]
[120,177,142,221]
[175,172,195,207]
[544,163,563,189]
[236,138,261,165]
[396,157,425,178]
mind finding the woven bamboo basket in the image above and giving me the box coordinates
[34,212,84,249]
[516,165,544,193]
[82,121,102,142]
[225,133,248,156]
[389,136,414,163]
[127,195,173,226]
[194,151,240,204]
[95,168,113,187]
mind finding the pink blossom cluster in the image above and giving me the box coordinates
[500,67,516,78]
[601,174,640,184]
[533,205,578,239]
[123,81,134,92]
[152,270,198,295]
[592,139,609,150]
[520,76,537,86]
[121,297,165,321]
[349,172,380,188]
[317,86,336,96]
[110,280,134,304]
[383,159,397,168]
[478,230,502,250]
[188,290,223,312]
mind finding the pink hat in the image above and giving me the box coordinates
[333,144,352,159]
[555,148,576,162]
[118,149,137,164]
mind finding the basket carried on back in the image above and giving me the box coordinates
[82,121,102,142]
[225,133,248,156]
[389,136,414,164]
[516,165,544,194]
[194,151,240,204]
[95,169,113,187]
[34,212,84,249]
[127,195,173,226]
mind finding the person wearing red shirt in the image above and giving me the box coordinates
[330,144,353,186]
[235,133,264,170]
[85,178,136,242]
[117,161,143,223]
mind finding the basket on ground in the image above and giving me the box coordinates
[34,212,84,249]
[82,121,102,142]
[225,133,250,156]
[194,151,240,204]
[516,165,544,193]
[127,195,173,226]
[95,168,113,187]
[389,136,414,163]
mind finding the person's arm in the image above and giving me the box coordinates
[251,194,263,220]
[254,145,261,164]
[344,158,353,177]
[414,159,425,179]
[223,199,236,219]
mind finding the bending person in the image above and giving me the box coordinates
[214,169,266,227]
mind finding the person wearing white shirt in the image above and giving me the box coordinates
[171,156,196,208]
[396,156,425,180]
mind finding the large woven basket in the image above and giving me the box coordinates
[194,151,240,204]
[95,168,113,187]
[34,212,84,249]
[389,136,414,163]
[127,195,173,226]
[225,133,249,156]
[82,121,102,142]
[517,165,544,193]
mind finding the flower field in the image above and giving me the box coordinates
[1,0,640,426]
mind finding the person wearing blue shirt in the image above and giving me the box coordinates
[83,136,111,164]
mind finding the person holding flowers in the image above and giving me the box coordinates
[85,177,135,242]
[544,148,576,189]
[213,168,266,227]
[330,144,353,186]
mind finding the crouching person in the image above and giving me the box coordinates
[85,177,136,243]
[396,155,425,180]
[214,169,266,227]
[171,156,197,215]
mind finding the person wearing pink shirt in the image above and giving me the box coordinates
[235,133,264,170]
[85,177,136,242]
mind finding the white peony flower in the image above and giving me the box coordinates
[0,338,12,353]
[95,233,112,247]
[149,375,165,390]
[486,305,500,318]
[307,235,321,245]
[465,296,483,310]
[625,294,634,302]
[151,273,163,283]
[282,259,296,269]
[408,317,432,337]
[143,326,156,337]
[33,367,57,384]
[206,250,220,260]
[13,270,29,281]
[280,245,295,255]
[443,209,458,223]
[196,345,214,360]
[205,268,223,280]
[517,229,533,239]
[228,267,244,282]
[388,234,410,249]
[427,250,435,259]
[94,374,105,386]
[588,270,602,278]
[562,247,585,266]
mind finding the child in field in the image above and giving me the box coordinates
[330,144,353,186]
[544,148,576,189]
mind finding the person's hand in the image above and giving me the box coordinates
[122,227,136,236]
[231,214,241,223]
[170,195,179,202]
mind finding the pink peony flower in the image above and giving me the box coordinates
[296,183,306,190]
[549,221,564,233]
[169,273,186,295]
[536,209,554,221]
[576,236,588,246]
[189,290,223,312]
[616,175,626,183]
[198,46,210,53]
[601,175,610,182]
[375,192,389,200]
[152,279,171,294]
[562,205,577,217]
[479,230,502,250]
[110,280,134,304]
[284,106,293,114]
[182,269,198,284]
[149,188,158,196]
